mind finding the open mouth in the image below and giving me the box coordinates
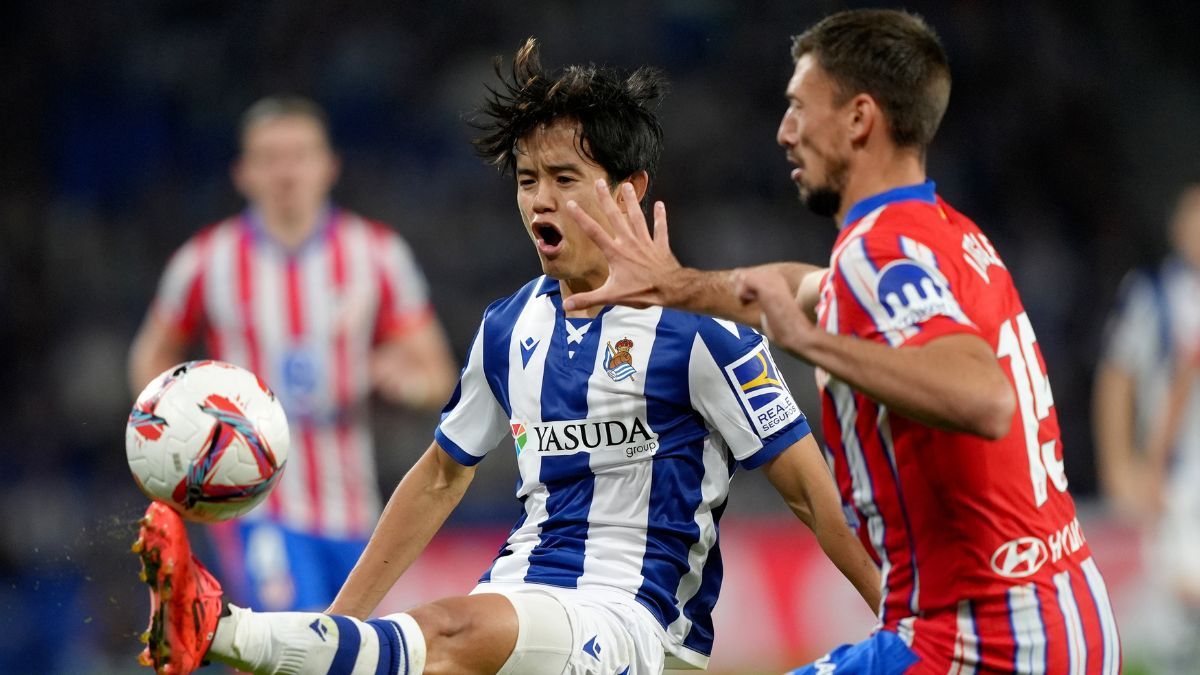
[533,223,564,253]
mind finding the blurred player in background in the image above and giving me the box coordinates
[565,9,1122,674]
[1094,184,1200,673]
[130,39,880,675]
[128,96,457,612]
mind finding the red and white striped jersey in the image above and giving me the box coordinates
[151,207,433,538]
[816,182,1121,673]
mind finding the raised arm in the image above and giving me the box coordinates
[763,435,881,614]
[327,441,475,618]
[562,180,826,327]
[739,270,1015,440]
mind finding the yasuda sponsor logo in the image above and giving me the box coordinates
[725,345,801,438]
[510,417,659,459]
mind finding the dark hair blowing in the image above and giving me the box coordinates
[472,38,667,186]
[792,9,951,149]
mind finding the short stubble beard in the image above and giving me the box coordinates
[799,155,849,219]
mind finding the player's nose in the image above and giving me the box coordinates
[530,183,556,213]
[776,111,795,147]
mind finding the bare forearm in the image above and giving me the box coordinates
[798,331,1014,439]
[662,262,822,329]
[329,445,472,618]
[766,442,880,613]
[1092,366,1138,498]
[811,508,881,614]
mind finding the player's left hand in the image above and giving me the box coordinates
[736,269,819,357]
[371,341,430,407]
[563,180,681,311]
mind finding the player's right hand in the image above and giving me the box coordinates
[563,180,681,311]
[735,269,820,358]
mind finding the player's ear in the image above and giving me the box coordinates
[847,93,876,148]
[621,170,650,205]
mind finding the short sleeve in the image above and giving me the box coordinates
[373,227,434,342]
[688,318,812,470]
[434,321,510,466]
[1100,270,1161,374]
[151,235,207,339]
[832,230,980,347]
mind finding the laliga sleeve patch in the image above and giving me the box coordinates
[724,344,801,438]
[875,259,968,331]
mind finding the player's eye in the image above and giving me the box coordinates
[518,178,536,188]
[555,175,577,186]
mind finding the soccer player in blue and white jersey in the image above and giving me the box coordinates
[132,38,879,675]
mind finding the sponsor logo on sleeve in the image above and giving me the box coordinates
[874,260,965,332]
[724,344,801,438]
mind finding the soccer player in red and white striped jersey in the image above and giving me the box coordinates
[129,96,457,611]
[566,9,1120,674]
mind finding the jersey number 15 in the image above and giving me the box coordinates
[997,312,1068,507]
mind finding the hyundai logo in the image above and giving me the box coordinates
[990,536,1049,578]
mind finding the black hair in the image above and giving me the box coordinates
[472,38,667,187]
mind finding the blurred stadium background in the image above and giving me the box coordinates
[2,0,1198,672]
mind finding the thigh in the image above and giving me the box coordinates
[484,586,663,675]
[561,597,663,675]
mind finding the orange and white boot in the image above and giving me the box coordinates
[133,501,224,675]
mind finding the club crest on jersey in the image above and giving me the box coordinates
[875,260,966,331]
[603,338,637,382]
[724,344,801,438]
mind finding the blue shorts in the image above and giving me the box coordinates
[788,630,920,675]
[208,520,367,611]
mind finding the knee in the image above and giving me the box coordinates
[405,596,518,675]
[407,600,470,644]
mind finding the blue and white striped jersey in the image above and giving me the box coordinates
[435,276,812,667]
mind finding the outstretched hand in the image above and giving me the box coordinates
[562,180,682,311]
[735,269,819,358]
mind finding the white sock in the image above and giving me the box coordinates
[208,604,426,675]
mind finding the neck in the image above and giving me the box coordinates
[835,147,927,227]
[258,206,325,249]
[558,272,608,318]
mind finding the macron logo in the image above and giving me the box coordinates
[582,635,602,660]
[309,618,329,642]
[520,337,540,369]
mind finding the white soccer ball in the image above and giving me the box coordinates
[126,360,289,522]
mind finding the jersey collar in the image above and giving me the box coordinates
[843,180,937,227]
[242,203,337,254]
[535,275,560,296]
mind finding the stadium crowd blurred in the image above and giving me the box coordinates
[2,1,1198,672]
